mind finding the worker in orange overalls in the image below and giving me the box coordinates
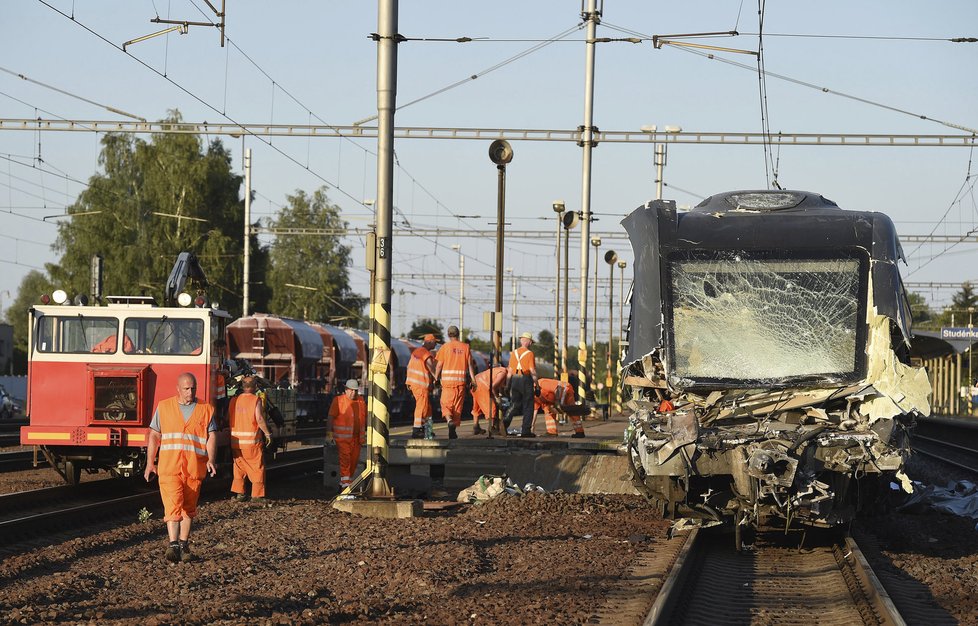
[144,372,218,563]
[534,378,585,438]
[434,325,476,439]
[508,332,538,437]
[228,376,273,502]
[470,366,510,437]
[327,379,367,491]
[407,333,439,439]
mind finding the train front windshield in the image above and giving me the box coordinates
[666,252,867,385]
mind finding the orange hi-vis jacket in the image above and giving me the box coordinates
[157,398,212,480]
[330,394,366,443]
[472,367,509,416]
[229,393,261,450]
[406,346,434,390]
[536,378,574,408]
[436,340,471,387]
[215,372,227,400]
[509,347,535,375]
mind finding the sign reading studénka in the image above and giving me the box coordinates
[941,327,978,340]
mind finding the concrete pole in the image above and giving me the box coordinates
[511,273,518,351]
[361,0,397,498]
[591,237,600,406]
[554,205,563,375]
[606,258,614,409]
[655,143,666,200]
[576,0,600,404]
[242,148,252,316]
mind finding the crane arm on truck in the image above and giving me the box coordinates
[164,252,209,306]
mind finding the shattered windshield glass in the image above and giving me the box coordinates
[669,255,863,382]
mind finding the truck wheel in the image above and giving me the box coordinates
[64,461,82,486]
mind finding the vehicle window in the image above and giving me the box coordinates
[36,316,119,353]
[123,318,205,355]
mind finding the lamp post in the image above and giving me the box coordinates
[553,200,565,375]
[489,139,514,430]
[451,244,464,338]
[562,210,579,383]
[616,260,627,414]
[590,236,601,407]
[604,250,618,412]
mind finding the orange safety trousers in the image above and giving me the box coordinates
[156,398,212,522]
[440,386,466,426]
[229,394,265,498]
[409,384,432,428]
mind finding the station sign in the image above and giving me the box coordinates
[940,327,978,340]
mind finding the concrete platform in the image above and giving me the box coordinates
[323,413,638,497]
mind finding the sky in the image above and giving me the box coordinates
[2,1,977,340]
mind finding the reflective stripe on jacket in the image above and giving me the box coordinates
[509,348,535,375]
[157,398,212,479]
[406,347,434,390]
[229,393,260,448]
[330,395,366,442]
[436,340,471,387]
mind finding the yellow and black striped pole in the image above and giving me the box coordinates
[357,0,398,500]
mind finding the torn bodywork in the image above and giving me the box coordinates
[620,190,931,531]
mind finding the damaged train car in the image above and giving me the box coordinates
[620,189,930,536]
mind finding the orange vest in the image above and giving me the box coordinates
[406,347,434,390]
[475,367,508,392]
[228,393,260,449]
[157,398,212,479]
[215,372,227,400]
[330,394,366,442]
[509,347,535,375]
[537,378,573,407]
[436,340,471,387]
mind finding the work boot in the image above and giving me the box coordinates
[233,493,248,502]
[472,424,486,436]
[571,432,585,439]
[180,540,193,563]
[164,542,181,563]
[411,427,424,439]
[448,425,458,440]
[520,431,537,438]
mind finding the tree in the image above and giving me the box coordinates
[3,271,54,373]
[266,187,364,322]
[907,292,933,327]
[408,318,444,341]
[529,329,555,364]
[48,111,269,317]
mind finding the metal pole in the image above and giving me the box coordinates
[577,0,600,404]
[242,148,252,316]
[604,253,618,404]
[554,203,563,375]
[361,0,397,499]
[459,251,465,337]
[655,143,666,200]
[511,272,517,351]
[616,260,626,413]
[561,224,571,383]
[591,237,600,405]
[496,165,506,360]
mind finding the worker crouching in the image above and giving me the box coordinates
[535,378,586,438]
[144,372,218,563]
[228,376,273,502]
[471,366,510,437]
[327,379,367,491]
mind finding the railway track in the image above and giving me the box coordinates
[0,450,44,473]
[593,529,904,626]
[0,446,323,546]
[911,415,978,474]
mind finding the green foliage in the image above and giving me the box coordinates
[266,187,364,322]
[907,292,933,328]
[408,318,444,341]
[47,111,269,317]
[529,329,555,363]
[137,507,153,524]
[4,271,54,373]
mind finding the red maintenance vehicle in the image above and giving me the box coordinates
[20,253,230,484]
